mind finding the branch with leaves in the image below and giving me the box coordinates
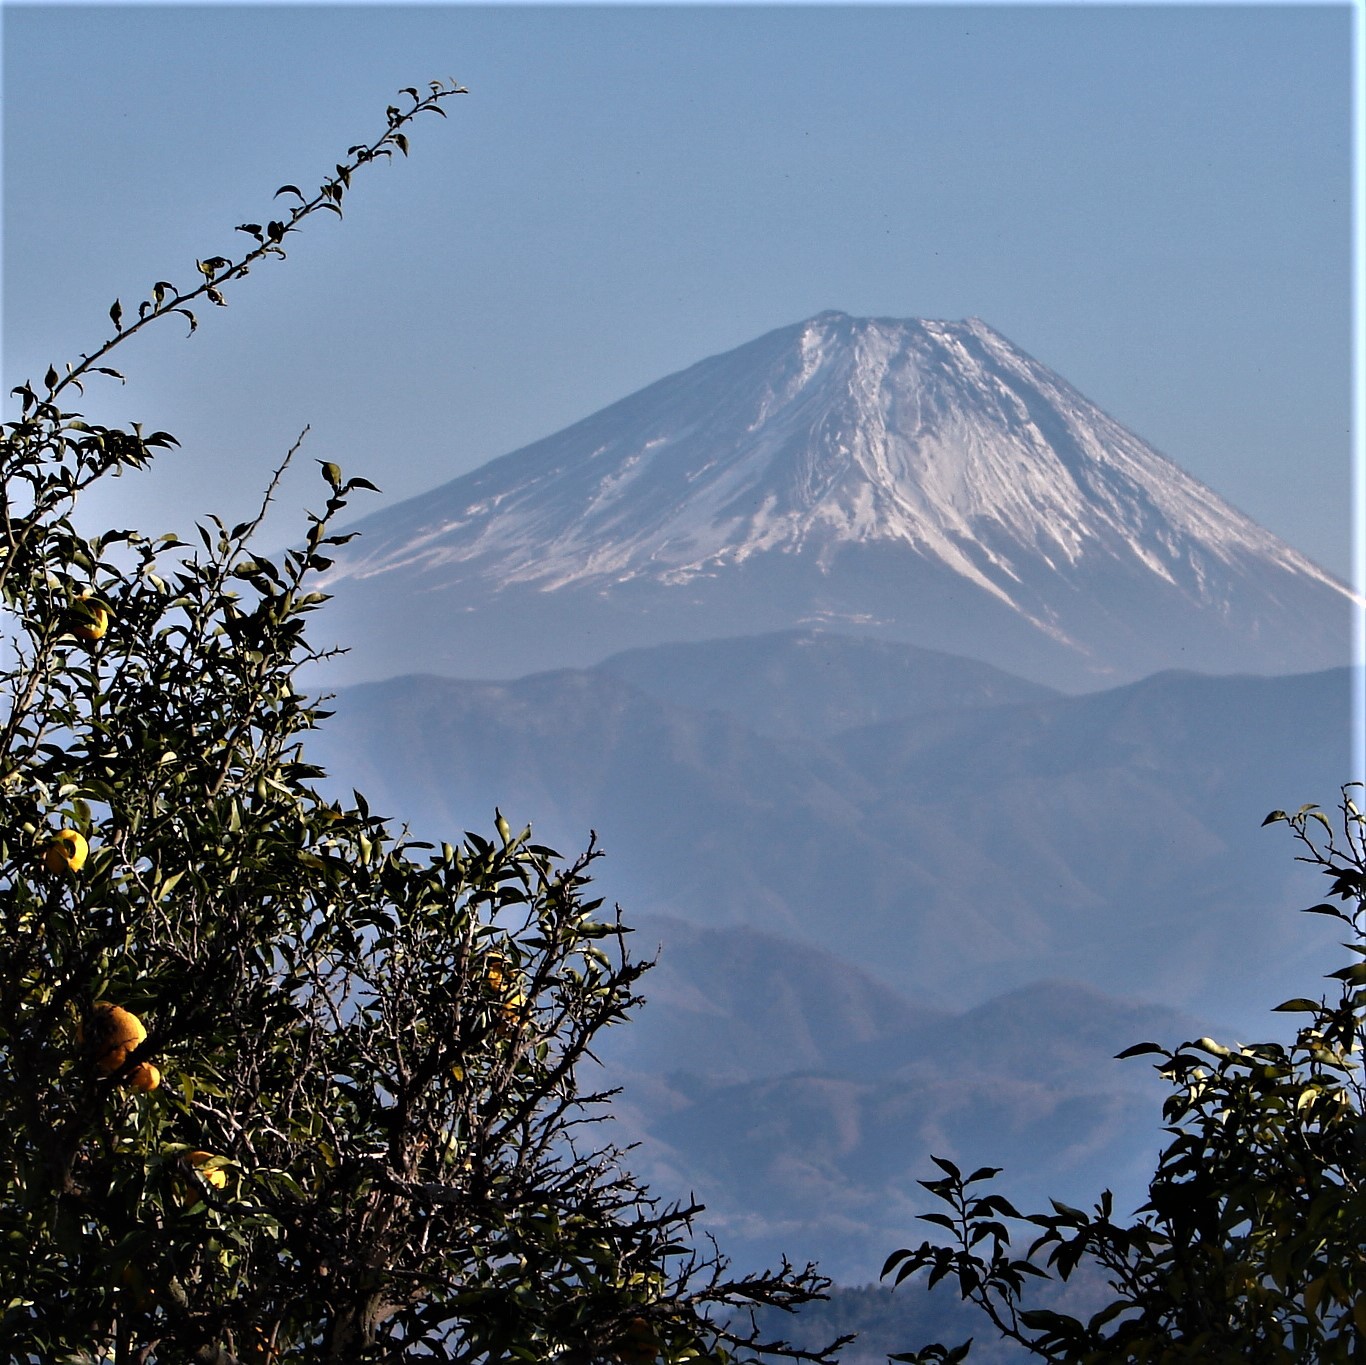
[0,83,843,1365]
[34,81,465,411]
[884,788,1366,1365]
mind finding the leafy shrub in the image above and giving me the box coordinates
[886,790,1366,1364]
[0,83,840,1365]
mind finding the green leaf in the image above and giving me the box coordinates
[1115,1041,1165,1059]
[964,1166,1002,1185]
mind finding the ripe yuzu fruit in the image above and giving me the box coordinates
[79,1001,147,1073]
[43,829,88,874]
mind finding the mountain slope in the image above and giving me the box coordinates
[298,636,1352,1279]
[593,629,1057,739]
[303,642,1356,1024]
[318,313,1353,688]
[537,914,1213,1283]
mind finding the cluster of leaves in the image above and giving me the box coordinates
[883,790,1366,1364]
[0,86,843,1365]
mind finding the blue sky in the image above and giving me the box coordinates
[2,3,1356,581]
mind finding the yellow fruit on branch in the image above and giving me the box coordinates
[244,1325,280,1363]
[496,990,528,1040]
[612,1316,660,1364]
[185,1150,228,1191]
[42,829,88,875]
[70,597,110,642]
[78,1001,147,1073]
[484,951,530,1037]
[117,1260,157,1310]
[483,952,509,994]
[128,1061,161,1092]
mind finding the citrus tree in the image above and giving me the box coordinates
[884,789,1366,1364]
[0,85,843,1365]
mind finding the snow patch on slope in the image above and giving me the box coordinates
[328,313,1355,638]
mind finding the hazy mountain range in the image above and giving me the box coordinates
[309,642,1351,1024]
[299,314,1357,1295]
[305,635,1353,1281]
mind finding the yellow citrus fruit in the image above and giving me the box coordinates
[484,953,509,993]
[43,829,88,874]
[497,991,527,1039]
[118,1260,157,1309]
[128,1061,161,1092]
[71,598,110,642]
[244,1327,279,1363]
[79,1001,147,1073]
[185,1150,228,1191]
[613,1317,660,1364]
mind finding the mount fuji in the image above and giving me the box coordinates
[301,313,1358,1286]
[320,313,1353,688]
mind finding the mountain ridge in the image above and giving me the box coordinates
[593,628,1058,737]
[297,630,1354,1281]
[303,636,1355,1023]
[315,312,1352,689]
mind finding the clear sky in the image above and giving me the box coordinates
[2,3,1355,581]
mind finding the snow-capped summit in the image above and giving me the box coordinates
[320,314,1355,688]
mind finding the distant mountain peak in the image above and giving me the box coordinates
[320,314,1353,688]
